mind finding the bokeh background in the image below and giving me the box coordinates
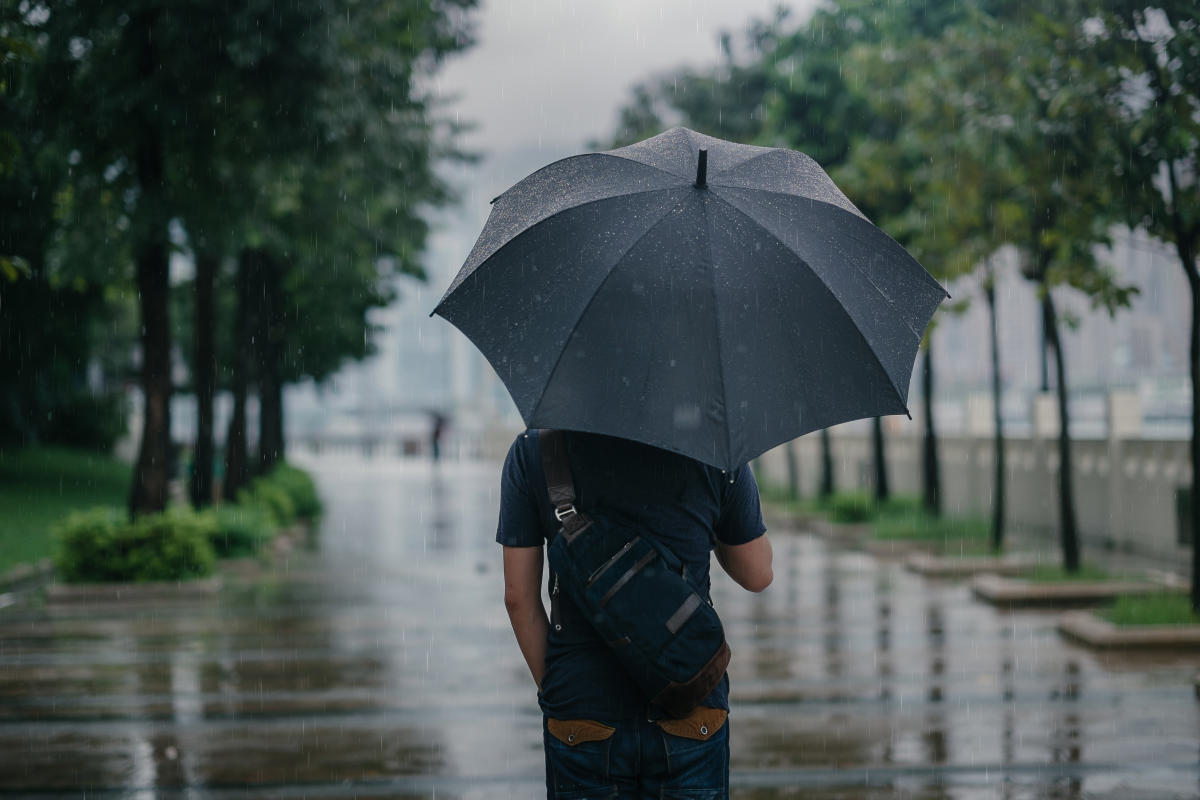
[2,2,1199,798]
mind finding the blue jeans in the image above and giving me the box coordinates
[543,708,730,799]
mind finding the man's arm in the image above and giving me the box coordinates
[503,544,549,690]
[715,535,773,592]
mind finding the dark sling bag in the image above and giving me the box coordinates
[540,429,731,719]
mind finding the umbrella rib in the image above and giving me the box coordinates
[711,186,949,299]
[601,151,694,183]
[525,194,687,424]
[435,187,685,312]
[707,191,912,414]
[701,196,734,469]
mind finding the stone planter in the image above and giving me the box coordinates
[971,573,1164,608]
[862,538,938,559]
[1058,611,1200,650]
[810,519,871,548]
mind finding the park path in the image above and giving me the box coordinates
[0,455,1197,799]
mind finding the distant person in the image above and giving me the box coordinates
[430,412,447,462]
[498,429,772,799]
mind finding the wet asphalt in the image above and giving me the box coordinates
[0,455,1197,799]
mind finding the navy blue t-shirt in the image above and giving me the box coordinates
[496,429,765,721]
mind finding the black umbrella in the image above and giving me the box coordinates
[433,127,948,470]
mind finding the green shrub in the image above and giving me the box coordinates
[55,507,216,583]
[827,491,875,524]
[265,463,322,520]
[204,504,275,558]
[239,479,296,527]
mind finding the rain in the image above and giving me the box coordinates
[1,1,1199,798]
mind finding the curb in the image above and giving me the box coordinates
[907,554,1041,578]
[1058,611,1200,649]
[46,576,224,604]
[0,559,56,593]
[971,574,1164,607]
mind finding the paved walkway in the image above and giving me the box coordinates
[1,456,1198,798]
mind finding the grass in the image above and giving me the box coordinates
[871,513,993,555]
[1101,593,1200,627]
[1025,564,1115,582]
[0,447,132,574]
[759,484,924,522]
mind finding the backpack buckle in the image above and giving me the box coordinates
[554,504,578,522]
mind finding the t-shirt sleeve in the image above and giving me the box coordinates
[714,464,766,546]
[496,434,546,548]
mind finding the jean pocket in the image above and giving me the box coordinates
[656,707,727,748]
[545,718,617,799]
[657,707,728,793]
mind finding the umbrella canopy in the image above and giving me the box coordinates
[433,127,948,471]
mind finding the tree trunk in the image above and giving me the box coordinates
[921,341,941,517]
[1177,241,1199,613]
[189,251,218,508]
[1039,298,1050,393]
[986,281,1006,553]
[128,229,172,516]
[1043,293,1080,573]
[784,439,800,500]
[257,253,285,473]
[872,416,889,503]
[819,427,834,499]
[223,249,256,501]
[127,9,171,517]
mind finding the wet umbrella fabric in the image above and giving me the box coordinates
[433,127,948,471]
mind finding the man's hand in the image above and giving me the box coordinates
[503,544,549,689]
[715,535,773,592]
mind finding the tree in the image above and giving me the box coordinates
[930,7,1137,571]
[242,0,476,476]
[1074,1,1200,606]
[1,2,134,452]
[31,2,299,514]
[763,0,965,506]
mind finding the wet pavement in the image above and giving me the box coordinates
[1,455,1198,799]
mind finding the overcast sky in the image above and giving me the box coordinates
[426,0,819,280]
[435,0,816,154]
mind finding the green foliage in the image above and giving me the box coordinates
[203,504,274,559]
[39,391,128,452]
[54,507,216,584]
[264,463,323,520]
[1102,594,1200,627]
[827,492,875,524]
[238,480,296,528]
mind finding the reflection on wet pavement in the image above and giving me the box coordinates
[1,455,1198,798]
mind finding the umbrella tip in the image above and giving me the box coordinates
[904,407,912,420]
[694,149,708,189]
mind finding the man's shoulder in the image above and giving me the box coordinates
[502,429,541,479]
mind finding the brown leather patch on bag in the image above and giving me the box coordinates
[656,706,727,741]
[547,718,616,746]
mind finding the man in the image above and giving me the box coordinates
[498,428,772,799]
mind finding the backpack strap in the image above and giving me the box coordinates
[540,429,588,537]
